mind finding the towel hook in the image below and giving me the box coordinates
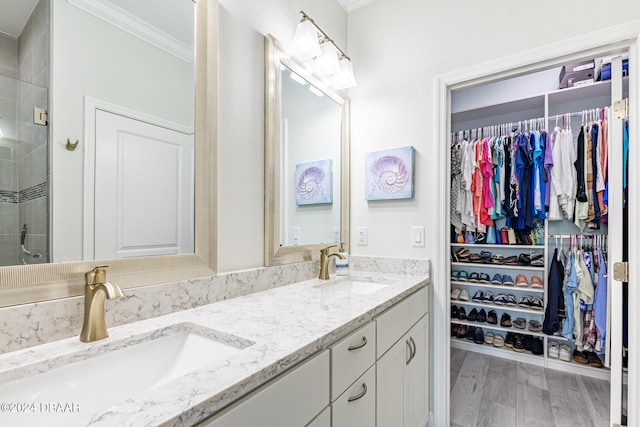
[66,138,79,151]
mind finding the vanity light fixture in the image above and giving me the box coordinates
[290,11,356,89]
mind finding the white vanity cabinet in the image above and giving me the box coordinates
[200,351,329,427]
[376,287,429,427]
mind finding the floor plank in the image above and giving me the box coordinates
[450,349,611,427]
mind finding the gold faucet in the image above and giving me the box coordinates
[319,245,345,280]
[80,266,123,342]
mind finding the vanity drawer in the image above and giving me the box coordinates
[376,286,428,358]
[330,322,376,401]
[331,364,376,427]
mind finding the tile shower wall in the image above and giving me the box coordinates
[0,0,50,266]
[0,256,429,354]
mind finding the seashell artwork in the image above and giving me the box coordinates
[365,146,415,200]
[295,159,333,205]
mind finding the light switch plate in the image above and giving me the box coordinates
[412,226,425,247]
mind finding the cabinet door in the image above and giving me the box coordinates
[405,315,429,427]
[376,335,408,427]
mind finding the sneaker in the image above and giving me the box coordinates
[500,313,512,327]
[512,334,526,352]
[504,332,514,347]
[513,317,526,329]
[473,327,484,344]
[530,276,544,288]
[502,275,515,286]
[458,306,467,320]
[477,309,487,323]
[482,291,494,303]
[484,331,495,345]
[451,270,460,281]
[459,289,470,301]
[559,344,572,361]
[471,290,484,302]
[548,342,559,358]
[505,294,518,306]
[529,296,544,310]
[494,294,508,305]
[530,337,543,355]
[458,271,469,281]
[467,308,479,322]
[468,272,480,283]
[491,274,503,285]
[515,274,529,287]
[487,310,498,324]
[451,288,461,300]
[478,273,491,284]
[518,296,532,307]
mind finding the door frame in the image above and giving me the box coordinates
[82,96,194,260]
[433,21,640,427]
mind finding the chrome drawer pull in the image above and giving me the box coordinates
[348,383,368,402]
[348,336,368,351]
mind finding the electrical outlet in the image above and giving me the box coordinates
[357,226,368,246]
[411,226,425,247]
[292,227,300,246]
[332,227,341,243]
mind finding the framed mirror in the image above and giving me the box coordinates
[0,0,218,307]
[264,35,350,266]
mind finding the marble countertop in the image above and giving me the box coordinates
[0,271,428,426]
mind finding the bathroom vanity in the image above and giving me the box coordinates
[0,270,429,426]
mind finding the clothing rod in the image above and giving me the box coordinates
[547,106,609,121]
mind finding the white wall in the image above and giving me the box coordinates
[347,0,640,261]
[50,0,194,261]
[217,0,347,272]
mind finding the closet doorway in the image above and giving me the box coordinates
[433,22,640,427]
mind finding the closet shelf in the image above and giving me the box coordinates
[451,262,544,271]
[451,300,545,315]
[545,358,611,381]
[451,319,546,337]
[451,243,544,250]
[451,339,545,366]
[451,280,545,293]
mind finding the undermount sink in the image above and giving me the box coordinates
[0,322,254,426]
[315,275,397,295]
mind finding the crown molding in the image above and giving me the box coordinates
[336,0,378,13]
[67,0,194,63]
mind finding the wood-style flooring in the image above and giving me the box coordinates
[450,348,610,427]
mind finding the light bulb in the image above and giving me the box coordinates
[315,42,340,75]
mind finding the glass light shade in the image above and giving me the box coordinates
[291,20,322,61]
[315,42,340,75]
[334,57,357,89]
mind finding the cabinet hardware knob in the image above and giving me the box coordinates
[348,336,367,351]
[347,383,368,402]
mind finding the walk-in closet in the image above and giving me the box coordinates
[446,52,630,426]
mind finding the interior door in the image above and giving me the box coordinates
[94,110,194,259]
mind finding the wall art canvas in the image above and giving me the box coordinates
[365,146,415,200]
[295,159,333,205]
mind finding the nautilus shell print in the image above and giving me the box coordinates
[295,159,333,205]
[297,167,325,200]
[365,146,415,200]
[371,155,409,193]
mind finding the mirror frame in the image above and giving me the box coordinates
[0,0,218,308]
[264,35,350,266]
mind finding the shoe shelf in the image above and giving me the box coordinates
[451,262,545,271]
[451,280,545,293]
[451,243,545,250]
[546,358,611,381]
[451,300,544,315]
[451,319,546,338]
[451,337,545,366]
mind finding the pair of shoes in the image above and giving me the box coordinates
[503,255,518,265]
[486,310,498,324]
[517,253,531,265]
[528,319,542,332]
[469,253,482,263]
[479,251,492,263]
[491,254,504,264]
[530,252,544,267]
[452,288,469,300]
[500,313,512,327]
[518,296,544,310]
[513,317,526,329]
[468,272,490,283]
[466,308,488,322]
[452,305,467,320]
[495,294,517,306]
[454,248,470,262]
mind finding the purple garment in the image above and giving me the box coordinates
[543,130,553,209]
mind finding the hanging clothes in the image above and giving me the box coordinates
[543,248,564,335]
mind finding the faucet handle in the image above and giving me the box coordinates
[320,244,337,256]
[86,265,109,285]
